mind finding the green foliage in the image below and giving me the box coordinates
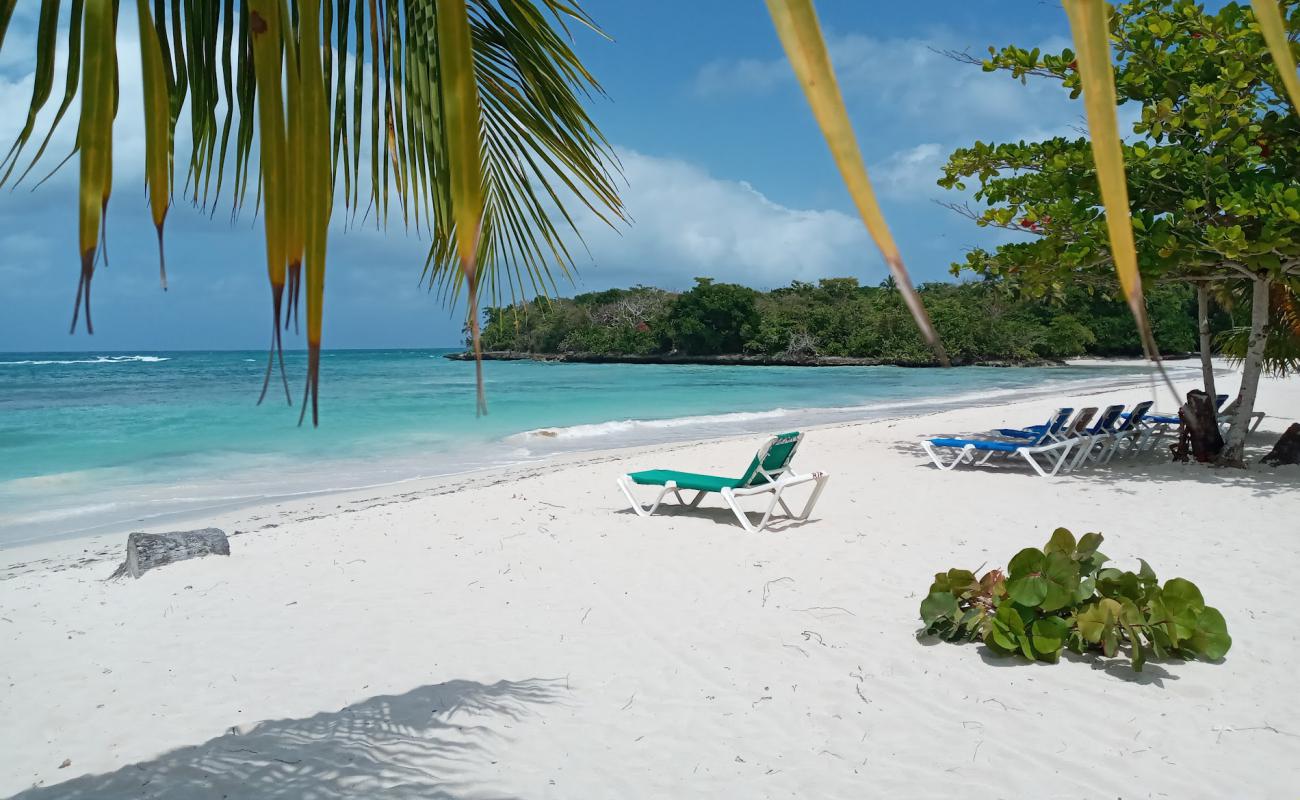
[665,279,761,355]
[476,277,1220,362]
[919,529,1231,671]
[941,0,1300,372]
[1216,279,1300,376]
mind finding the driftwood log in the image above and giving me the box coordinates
[110,528,230,579]
[1261,423,1300,467]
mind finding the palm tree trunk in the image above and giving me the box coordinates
[1220,276,1271,466]
[1197,283,1217,400]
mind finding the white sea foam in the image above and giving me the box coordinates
[507,366,1200,447]
[511,408,795,442]
[0,355,170,366]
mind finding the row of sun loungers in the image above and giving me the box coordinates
[613,397,1265,533]
[922,400,1167,478]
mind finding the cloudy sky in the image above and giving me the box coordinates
[0,1,1086,351]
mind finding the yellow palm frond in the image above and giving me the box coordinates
[1252,0,1300,113]
[765,0,949,366]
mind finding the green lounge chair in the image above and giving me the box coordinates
[617,432,830,532]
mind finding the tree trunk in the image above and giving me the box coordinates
[1261,423,1300,467]
[1180,390,1224,462]
[110,528,230,579]
[1219,276,1271,466]
[1197,283,1217,400]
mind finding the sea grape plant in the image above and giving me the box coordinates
[919,529,1231,671]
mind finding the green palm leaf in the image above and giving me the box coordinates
[0,0,626,421]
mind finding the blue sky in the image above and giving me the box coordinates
[0,1,1086,352]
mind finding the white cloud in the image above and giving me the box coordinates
[692,57,788,97]
[0,7,149,192]
[692,32,1082,142]
[871,142,945,200]
[569,148,874,290]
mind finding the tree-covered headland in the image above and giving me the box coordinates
[475,277,1223,365]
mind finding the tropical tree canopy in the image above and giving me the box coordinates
[941,0,1300,293]
[935,0,1300,462]
[0,0,626,422]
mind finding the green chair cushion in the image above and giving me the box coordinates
[627,469,744,493]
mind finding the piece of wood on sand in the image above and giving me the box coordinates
[1261,423,1300,467]
[110,528,230,579]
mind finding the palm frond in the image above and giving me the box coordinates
[1216,280,1300,377]
[764,0,949,366]
[0,0,626,421]
[1061,0,1159,361]
[1252,0,1300,113]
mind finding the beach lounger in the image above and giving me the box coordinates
[1133,394,1263,435]
[1099,400,1154,462]
[1215,394,1266,434]
[921,415,1082,478]
[1068,404,1126,469]
[996,407,1074,441]
[617,432,830,533]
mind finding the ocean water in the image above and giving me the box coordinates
[0,349,1190,546]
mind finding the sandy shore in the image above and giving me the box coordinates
[2,367,1297,798]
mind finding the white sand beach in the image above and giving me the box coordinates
[2,367,1297,799]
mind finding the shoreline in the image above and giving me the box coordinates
[2,360,1204,550]
[1,368,1297,797]
[446,350,1209,368]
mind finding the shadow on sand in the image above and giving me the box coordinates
[10,678,562,800]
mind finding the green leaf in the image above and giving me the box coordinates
[1102,623,1119,658]
[1162,578,1206,615]
[1044,527,1076,555]
[1076,532,1104,557]
[1098,570,1144,602]
[920,591,960,627]
[945,568,978,595]
[989,603,1028,654]
[1076,598,1122,643]
[1126,623,1146,672]
[1031,616,1070,661]
[1188,606,1232,660]
[1008,547,1045,579]
[1006,575,1049,607]
[1040,551,1081,612]
[927,572,953,595]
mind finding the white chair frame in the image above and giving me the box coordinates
[921,437,1079,478]
[617,434,831,533]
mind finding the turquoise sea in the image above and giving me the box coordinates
[0,349,1189,546]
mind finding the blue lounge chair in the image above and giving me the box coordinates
[922,414,1083,478]
[996,407,1074,441]
[1069,404,1126,469]
[1099,400,1154,462]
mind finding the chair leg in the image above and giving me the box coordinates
[617,477,676,517]
[796,473,830,521]
[724,472,831,533]
[922,442,977,471]
[720,488,759,533]
[1022,442,1075,478]
[755,490,786,532]
[1020,449,1052,478]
